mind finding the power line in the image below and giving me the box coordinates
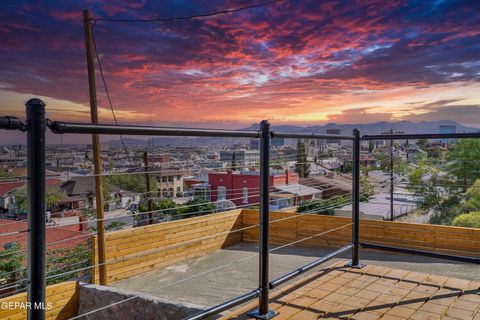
[90,26,133,165]
[92,0,284,23]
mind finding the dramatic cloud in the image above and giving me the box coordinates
[402,100,480,127]
[325,107,396,124]
[0,0,479,131]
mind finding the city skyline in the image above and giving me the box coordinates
[1,0,479,136]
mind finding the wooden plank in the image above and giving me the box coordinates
[0,282,79,320]
[105,222,239,260]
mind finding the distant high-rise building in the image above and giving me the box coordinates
[439,125,456,143]
[271,137,285,147]
[379,130,406,147]
[250,137,284,149]
[220,150,259,166]
[326,128,341,144]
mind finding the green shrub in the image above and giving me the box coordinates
[297,196,349,215]
[452,211,480,228]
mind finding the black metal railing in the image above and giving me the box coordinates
[1,98,479,320]
[360,132,480,266]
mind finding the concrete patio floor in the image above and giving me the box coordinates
[111,243,480,309]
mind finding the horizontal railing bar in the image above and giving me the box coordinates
[269,244,354,289]
[185,289,260,320]
[47,120,260,138]
[362,132,480,140]
[272,132,355,140]
[0,116,24,130]
[360,243,480,264]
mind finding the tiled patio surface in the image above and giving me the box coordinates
[223,260,480,320]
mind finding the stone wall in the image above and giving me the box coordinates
[78,283,220,320]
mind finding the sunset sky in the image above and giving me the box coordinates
[1,0,480,138]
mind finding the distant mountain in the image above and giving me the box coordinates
[105,120,478,146]
[242,120,478,136]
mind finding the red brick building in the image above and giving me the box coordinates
[208,170,299,206]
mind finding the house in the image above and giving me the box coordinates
[58,176,96,211]
[405,146,427,158]
[334,189,421,220]
[0,218,89,252]
[0,181,25,213]
[58,176,123,212]
[299,175,351,199]
[150,167,187,197]
[374,145,407,160]
[427,144,448,159]
[148,155,173,167]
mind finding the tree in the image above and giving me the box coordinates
[104,174,157,194]
[0,243,26,286]
[13,186,27,212]
[136,198,177,224]
[406,163,452,210]
[446,139,480,191]
[459,179,480,212]
[360,176,374,201]
[376,152,407,175]
[230,151,239,171]
[393,157,408,175]
[297,196,349,215]
[417,139,429,151]
[46,244,91,285]
[341,162,352,173]
[368,141,374,152]
[105,221,127,231]
[0,167,10,178]
[452,211,480,228]
[47,189,62,211]
[295,139,310,178]
[176,199,215,217]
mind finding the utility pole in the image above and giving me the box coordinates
[83,10,107,285]
[144,150,154,224]
[390,128,394,221]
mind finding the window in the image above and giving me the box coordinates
[217,186,227,201]
[242,187,248,204]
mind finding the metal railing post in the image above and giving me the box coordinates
[26,98,47,320]
[248,120,278,319]
[346,128,365,269]
[390,134,394,221]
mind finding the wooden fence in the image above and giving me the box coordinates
[242,210,480,257]
[93,209,479,285]
[0,281,79,320]
[92,209,243,284]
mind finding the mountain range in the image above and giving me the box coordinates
[106,120,478,146]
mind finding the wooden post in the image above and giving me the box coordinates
[83,10,107,285]
[144,150,154,224]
